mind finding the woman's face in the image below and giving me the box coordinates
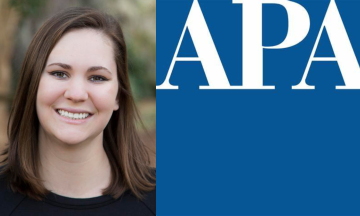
[36,28,119,145]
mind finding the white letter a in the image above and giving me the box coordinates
[157,0,230,90]
[293,0,360,90]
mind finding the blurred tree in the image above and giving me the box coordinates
[10,0,45,18]
[0,0,20,147]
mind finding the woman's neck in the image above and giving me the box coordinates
[38,128,112,198]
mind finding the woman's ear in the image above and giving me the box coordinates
[114,100,119,111]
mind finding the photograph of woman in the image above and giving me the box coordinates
[0,5,156,216]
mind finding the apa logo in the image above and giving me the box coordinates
[157,0,359,90]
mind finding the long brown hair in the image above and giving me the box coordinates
[0,7,155,201]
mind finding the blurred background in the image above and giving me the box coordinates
[0,0,156,166]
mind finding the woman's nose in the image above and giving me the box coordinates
[64,79,88,102]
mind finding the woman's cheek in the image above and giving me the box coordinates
[37,77,64,106]
[91,84,118,113]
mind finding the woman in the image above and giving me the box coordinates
[0,7,155,216]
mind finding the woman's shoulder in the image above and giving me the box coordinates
[0,166,27,215]
[120,187,156,216]
[121,168,156,215]
[141,187,156,214]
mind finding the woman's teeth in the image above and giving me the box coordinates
[57,109,90,120]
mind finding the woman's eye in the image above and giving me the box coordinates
[51,71,68,79]
[90,76,108,82]
[49,72,107,82]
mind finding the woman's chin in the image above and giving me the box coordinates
[50,128,102,146]
[55,133,88,145]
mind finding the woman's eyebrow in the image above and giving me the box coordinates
[47,63,112,74]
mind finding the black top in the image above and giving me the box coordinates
[0,174,156,216]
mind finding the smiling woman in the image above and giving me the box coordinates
[0,7,155,216]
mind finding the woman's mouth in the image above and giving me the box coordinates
[56,109,93,120]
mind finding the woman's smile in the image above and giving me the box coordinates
[53,108,94,125]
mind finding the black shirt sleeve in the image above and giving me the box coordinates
[0,174,26,216]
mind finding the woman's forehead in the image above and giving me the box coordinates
[46,29,116,69]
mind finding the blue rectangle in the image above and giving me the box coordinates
[157,0,360,215]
